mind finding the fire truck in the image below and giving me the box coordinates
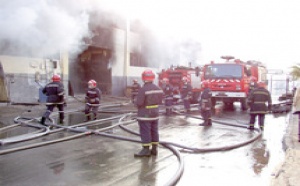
[201,56,267,110]
[158,65,202,103]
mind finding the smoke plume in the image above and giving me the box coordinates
[0,0,91,57]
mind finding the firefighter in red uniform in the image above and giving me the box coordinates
[41,74,65,125]
[85,79,102,121]
[181,76,192,113]
[134,69,164,157]
[247,82,272,131]
[161,78,174,116]
[131,79,141,104]
[199,80,212,126]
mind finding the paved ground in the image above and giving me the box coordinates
[270,108,300,186]
[1,95,300,185]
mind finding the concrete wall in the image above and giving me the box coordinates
[110,28,159,96]
[0,55,63,104]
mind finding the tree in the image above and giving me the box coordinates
[290,64,300,81]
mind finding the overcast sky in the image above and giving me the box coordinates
[1,0,299,73]
[121,0,300,73]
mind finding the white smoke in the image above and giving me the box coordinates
[0,0,202,68]
[0,0,91,57]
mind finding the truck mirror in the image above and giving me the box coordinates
[53,60,57,69]
[246,69,252,76]
[195,66,200,76]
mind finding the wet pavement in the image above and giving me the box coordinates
[0,96,297,186]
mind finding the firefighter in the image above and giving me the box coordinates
[247,82,272,131]
[85,79,102,121]
[40,74,65,125]
[131,79,141,104]
[199,80,212,126]
[134,69,164,157]
[162,78,174,116]
[181,76,192,113]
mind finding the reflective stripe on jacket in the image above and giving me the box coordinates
[43,82,65,104]
[136,82,163,121]
[248,87,272,114]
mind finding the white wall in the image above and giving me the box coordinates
[0,55,62,103]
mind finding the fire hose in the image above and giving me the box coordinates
[0,102,262,186]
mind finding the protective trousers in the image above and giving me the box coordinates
[165,97,173,115]
[183,98,191,112]
[43,104,64,123]
[138,120,159,147]
[201,110,212,125]
[249,113,265,130]
[85,104,99,121]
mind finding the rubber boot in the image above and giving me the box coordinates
[85,115,90,122]
[40,117,46,125]
[208,119,212,126]
[151,145,158,156]
[134,146,151,157]
[248,124,255,130]
[260,125,264,131]
[166,109,170,116]
[199,120,208,126]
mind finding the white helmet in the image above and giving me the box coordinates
[88,79,97,89]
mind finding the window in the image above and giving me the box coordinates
[204,64,243,79]
[130,53,147,67]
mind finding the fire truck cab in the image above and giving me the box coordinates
[201,56,267,110]
[158,66,201,104]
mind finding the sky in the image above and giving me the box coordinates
[123,0,300,73]
[1,0,300,73]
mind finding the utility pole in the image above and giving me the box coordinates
[124,17,130,88]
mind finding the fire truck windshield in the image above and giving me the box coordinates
[204,64,243,79]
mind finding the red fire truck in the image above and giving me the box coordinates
[201,56,267,110]
[158,65,202,103]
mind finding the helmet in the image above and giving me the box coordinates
[182,76,188,82]
[142,69,155,82]
[201,80,209,88]
[162,78,169,83]
[250,76,257,82]
[52,74,61,82]
[257,81,266,88]
[88,79,97,88]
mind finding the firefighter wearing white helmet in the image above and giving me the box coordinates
[85,79,102,121]
[134,69,164,157]
[41,74,65,125]
[181,76,192,113]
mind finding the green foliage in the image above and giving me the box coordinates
[290,64,300,80]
